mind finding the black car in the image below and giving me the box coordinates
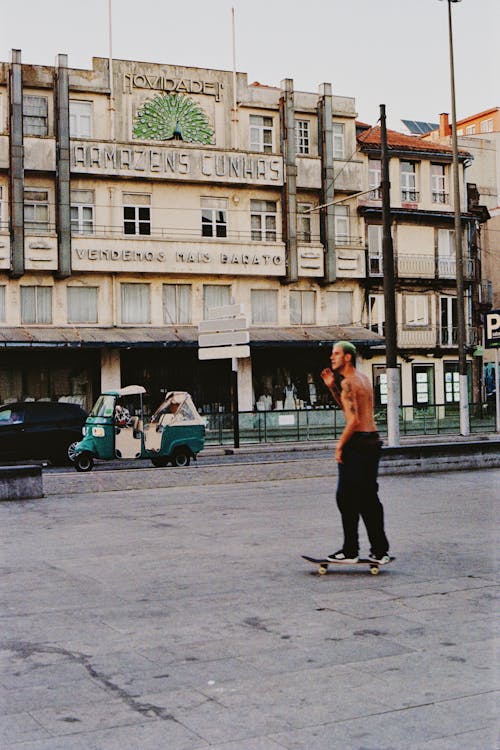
[0,401,87,465]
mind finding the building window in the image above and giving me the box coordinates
[290,290,315,325]
[201,197,227,238]
[372,365,401,408]
[431,163,447,203]
[444,362,460,403]
[437,228,456,276]
[23,95,48,136]
[24,189,50,231]
[440,296,457,346]
[0,285,5,322]
[401,161,418,201]
[163,284,192,324]
[412,364,435,406]
[249,115,273,152]
[465,125,475,135]
[296,119,310,155]
[203,285,231,319]
[71,190,94,234]
[297,203,312,243]
[368,159,381,199]
[251,200,277,242]
[20,286,52,324]
[326,290,353,325]
[480,119,493,133]
[121,283,150,324]
[67,287,98,323]
[405,295,429,327]
[69,100,93,138]
[0,185,4,227]
[123,193,151,235]
[333,122,345,159]
[334,205,349,243]
[368,225,383,275]
[251,289,278,324]
[368,294,385,335]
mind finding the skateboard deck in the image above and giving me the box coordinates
[302,555,395,576]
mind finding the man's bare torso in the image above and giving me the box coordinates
[340,371,377,433]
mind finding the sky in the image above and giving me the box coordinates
[1,0,498,131]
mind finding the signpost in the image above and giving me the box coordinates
[198,304,249,447]
[484,310,500,432]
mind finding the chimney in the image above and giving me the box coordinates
[439,113,451,138]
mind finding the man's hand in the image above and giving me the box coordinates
[335,444,343,464]
[320,367,334,389]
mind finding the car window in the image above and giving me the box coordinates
[0,407,25,425]
[27,404,61,423]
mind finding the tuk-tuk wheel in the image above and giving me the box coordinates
[171,448,191,467]
[75,452,94,472]
[151,456,169,468]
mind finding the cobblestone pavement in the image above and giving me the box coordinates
[0,463,498,749]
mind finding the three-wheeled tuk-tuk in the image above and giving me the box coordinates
[73,387,205,472]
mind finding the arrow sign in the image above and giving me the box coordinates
[198,305,249,361]
[199,344,250,360]
[199,330,250,348]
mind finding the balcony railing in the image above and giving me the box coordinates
[396,325,477,348]
[401,190,420,203]
[432,191,449,204]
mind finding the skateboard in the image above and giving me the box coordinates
[302,555,395,576]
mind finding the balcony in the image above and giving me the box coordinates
[376,254,475,281]
[401,190,420,204]
[365,324,476,350]
[397,325,476,349]
[431,191,449,205]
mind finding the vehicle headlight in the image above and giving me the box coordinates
[92,426,105,437]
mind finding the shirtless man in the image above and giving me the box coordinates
[320,341,390,565]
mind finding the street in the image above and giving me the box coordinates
[0,459,498,750]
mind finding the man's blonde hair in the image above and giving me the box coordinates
[333,340,357,366]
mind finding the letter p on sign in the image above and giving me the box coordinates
[485,311,500,348]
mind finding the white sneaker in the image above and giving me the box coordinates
[327,550,359,564]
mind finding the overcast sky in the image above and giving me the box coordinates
[1,0,498,131]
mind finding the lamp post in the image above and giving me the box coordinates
[439,0,469,434]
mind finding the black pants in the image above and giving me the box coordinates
[336,432,389,557]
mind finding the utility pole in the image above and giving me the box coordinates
[443,0,469,434]
[380,105,400,446]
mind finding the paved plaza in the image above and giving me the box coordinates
[0,458,498,749]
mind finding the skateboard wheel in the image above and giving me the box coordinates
[318,565,328,575]
[370,566,379,575]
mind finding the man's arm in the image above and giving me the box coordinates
[335,379,361,463]
[320,367,343,407]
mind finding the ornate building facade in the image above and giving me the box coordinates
[0,50,477,420]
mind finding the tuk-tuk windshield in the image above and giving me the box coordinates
[151,394,199,425]
[89,394,115,418]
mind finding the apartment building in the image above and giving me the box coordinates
[356,124,478,411]
[0,51,381,413]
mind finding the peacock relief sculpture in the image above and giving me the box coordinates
[133,94,214,144]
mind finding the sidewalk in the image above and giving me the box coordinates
[1,463,497,749]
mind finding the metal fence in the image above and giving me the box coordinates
[203,401,498,446]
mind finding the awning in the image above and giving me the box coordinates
[0,325,384,350]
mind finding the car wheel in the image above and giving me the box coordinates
[67,441,79,463]
[151,456,169,468]
[171,448,191,467]
[75,452,94,472]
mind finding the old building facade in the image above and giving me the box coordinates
[0,50,477,420]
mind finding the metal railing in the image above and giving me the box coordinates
[203,401,497,445]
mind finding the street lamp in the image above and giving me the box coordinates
[439,0,469,434]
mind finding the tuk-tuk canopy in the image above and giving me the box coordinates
[150,391,204,426]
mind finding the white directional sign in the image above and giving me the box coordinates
[199,344,250,360]
[198,303,250,361]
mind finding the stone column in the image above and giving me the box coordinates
[101,349,121,391]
